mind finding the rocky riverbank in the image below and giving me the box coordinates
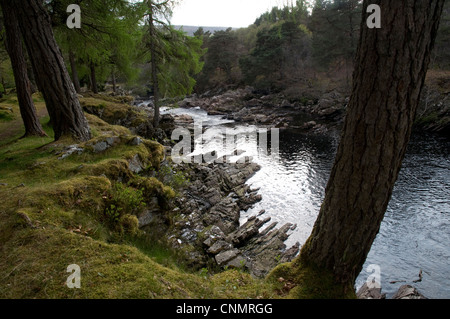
[173,71,449,135]
[177,86,347,134]
[138,159,300,278]
[80,93,300,278]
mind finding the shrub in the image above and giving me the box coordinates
[104,183,145,226]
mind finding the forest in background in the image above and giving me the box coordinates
[194,0,450,99]
[1,0,448,102]
[0,0,448,300]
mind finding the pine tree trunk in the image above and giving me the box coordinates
[1,77,5,95]
[89,61,98,94]
[111,67,117,94]
[0,0,47,137]
[148,6,160,128]
[295,0,445,295]
[69,49,81,94]
[151,47,160,128]
[25,53,37,94]
[10,0,91,142]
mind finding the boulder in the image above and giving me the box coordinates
[207,240,233,255]
[356,283,386,299]
[128,154,144,173]
[392,285,427,299]
[215,249,240,266]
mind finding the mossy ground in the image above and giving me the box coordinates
[267,259,356,299]
[0,93,280,299]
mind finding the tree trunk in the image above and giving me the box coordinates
[293,0,445,297]
[111,67,117,94]
[89,60,98,94]
[0,0,47,137]
[10,0,91,142]
[69,49,81,94]
[1,77,5,95]
[25,52,37,94]
[148,6,160,128]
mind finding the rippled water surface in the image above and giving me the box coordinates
[163,106,450,299]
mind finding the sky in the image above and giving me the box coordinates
[171,0,288,28]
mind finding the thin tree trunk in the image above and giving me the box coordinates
[11,0,91,142]
[1,77,5,95]
[111,67,117,94]
[151,47,160,128]
[89,60,98,94]
[69,48,81,94]
[0,0,47,137]
[148,6,160,128]
[293,0,445,297]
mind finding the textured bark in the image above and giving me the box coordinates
[69,49,81,94]
[89,60,98,94]
[148,6,160,128]
[111,67,117,94]
[10,0,91,142]
[0,0,47,137]
[298,0,445,289]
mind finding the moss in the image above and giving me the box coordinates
[162,185,176,199]
[267,257,356,299]
[43,176,112,213]
[119,214,140,236]
[80,95,148,128]
[0,109,14,122]
[84,113,131,136]
[0,93,282,299]
[210,269,280,299]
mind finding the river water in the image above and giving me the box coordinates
[161,106,450,299]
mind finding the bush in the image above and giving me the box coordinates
[104,183,145,226]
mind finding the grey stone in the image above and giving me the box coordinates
[106,136,120,146]
[215,249,240,266]
[207,240,232,255]
[58,145,84,159]
[392,285,427,299]
[92,141,109,153]
[130,136,142,146]
[356,283,386,299]
[128,154,144,173]
[225,255,247,269]
[138,211,155,228]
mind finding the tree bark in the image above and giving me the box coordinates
[10,0,91,142]
[295,0,445,296]
[148,5,160,128]
[111,66,117,94]
[0,0,47,137]
[69,49,81,94]
[89,60,98,94]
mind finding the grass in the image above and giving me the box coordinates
[0,93,280,299]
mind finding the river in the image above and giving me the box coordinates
[161,106,450,299]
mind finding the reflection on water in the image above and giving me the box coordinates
[163,106,450,299]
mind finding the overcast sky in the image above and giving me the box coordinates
[171,0,287,28]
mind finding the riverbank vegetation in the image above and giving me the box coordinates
[0,0,448,299]
[0,93,286,298]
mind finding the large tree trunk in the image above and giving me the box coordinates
[10,0,91,142]
[69,49,81,94]
[292,0,445,297]
[0,0,47,137]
